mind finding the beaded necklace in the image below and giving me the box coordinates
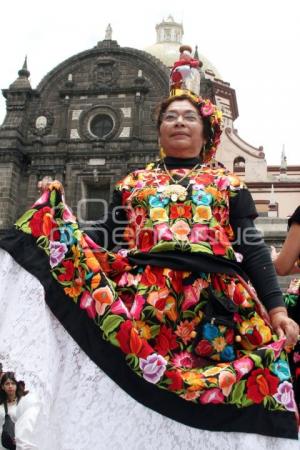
[153,159,202,202]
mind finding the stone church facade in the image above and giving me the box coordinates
[0,16,299,246]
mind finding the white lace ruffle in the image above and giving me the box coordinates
[0,249,299,450]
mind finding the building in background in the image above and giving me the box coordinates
[0,16,299,274]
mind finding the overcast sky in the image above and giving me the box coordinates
[1,0,299,165]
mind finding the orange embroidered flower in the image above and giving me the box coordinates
[170,204,192,219]
[193,205,212,222]
[64,284,83,299]
[91,273,101,290]
[150,207,168,222]
[219,370,236,397]
[175,320,196,344]
[136,187,157,201]
[147,288,178,322]
[93,285,114,316]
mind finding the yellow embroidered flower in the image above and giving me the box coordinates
[134,321,152,339]
[181,372,206,389]
[150,207,168,222]
[202,366,224,377]
[212,336,226,352]
[193,205,212,222]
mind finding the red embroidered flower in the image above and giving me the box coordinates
[137,229,154,252]
[116,320,153,358]
[194,339,213,357]
[57,260,75,282]
[141,265,166,288]
[246,368,279,404]
[170,204,192,220]
[154,325,179,356]
[194,173,215,185]
[29,206,56,238]
[169,270,183,294]
[165,370,183,391]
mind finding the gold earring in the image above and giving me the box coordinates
[159,147,166,159]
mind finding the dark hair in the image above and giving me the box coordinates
[0,372,27,404]
[156,94,212,144]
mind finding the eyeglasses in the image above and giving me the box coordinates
[161,112,201,123]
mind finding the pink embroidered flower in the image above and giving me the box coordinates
[293,352,300,364]
[215,176,230,191]
[172,351,196,368]
[233,357,254,380]
[139,353,167,384]
[189,224,209,244]
[260,338,285,359]
[199,388,225,404]
[170,220,191,241]
[154,223,173,242]
[49,241,68,268]
[79,291,96,319]
[110,295,145,320]
[274,381,297,412]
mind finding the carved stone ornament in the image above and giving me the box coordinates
[30,110,54,136]
[93,58,120,88]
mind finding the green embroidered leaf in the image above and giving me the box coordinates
[182,311,196,319]
[125,354,140,370]
[250,354,263,368]
[240,396,253,407]
[107,332,119,347]
[15,209,37,228]
[190,243,213,254]
[150,325,161,338]
[50,190,58,207]
[229,380,246,404]
[100,315,124,337]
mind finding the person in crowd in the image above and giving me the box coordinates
[0,372,40,450]
[271,206,300,409]
[0,50,299,448]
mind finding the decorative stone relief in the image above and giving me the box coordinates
[30,110,54,136]
[93,58,120,88]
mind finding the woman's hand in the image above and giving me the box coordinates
[269,307,299,347]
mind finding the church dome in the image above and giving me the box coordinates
[144,15,222,79]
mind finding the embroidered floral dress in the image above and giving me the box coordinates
[0,160,299,440]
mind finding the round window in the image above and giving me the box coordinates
[90,114,114,138]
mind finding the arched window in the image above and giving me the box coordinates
[233,156,246,172]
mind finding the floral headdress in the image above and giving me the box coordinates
[167,45,223,162]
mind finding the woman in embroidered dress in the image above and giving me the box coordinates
[0,372,40,450]
[0,86,299,447]
[271,206,300,410]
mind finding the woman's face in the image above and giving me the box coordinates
[159,99,206,158]
[1,378,17,398]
